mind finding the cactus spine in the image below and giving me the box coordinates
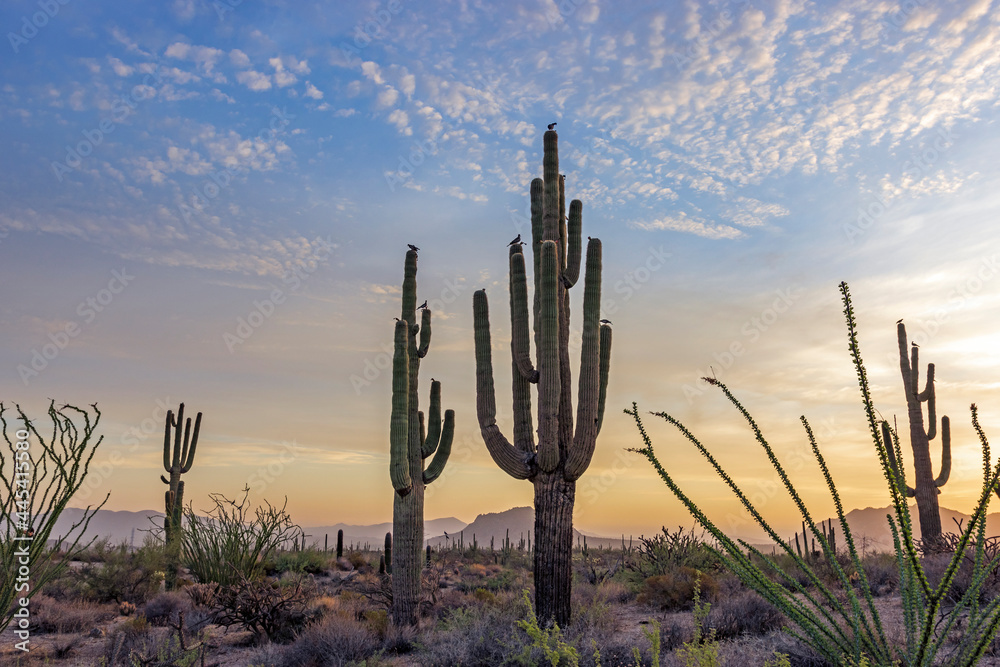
[473,129,612,627]
[889,322,952,546]
[160,403,201,591]
[389,249,455,625]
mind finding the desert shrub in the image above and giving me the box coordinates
[143,591,193,626]
[184,582,219,608]
[71,540,166,604]
[266,548,331,576]
[706,589,785,639]
[636,567,717,611]
[860,552,899,597]
[102,615,153,666]
[212,571,315,644]
[182,485,302,587]
[277,611,387,667]
[347,551,370,570]
[630,526,721,578]
[28,593,117,633]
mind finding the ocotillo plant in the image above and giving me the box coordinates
[473,128,612,627]
[389,249,454,626]
[161,403,202,590]
[892,322,951,546]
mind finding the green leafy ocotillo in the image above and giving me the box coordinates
[161,403,202,590]
[473,128,612,627]
[389,248,455,626]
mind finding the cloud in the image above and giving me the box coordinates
[164,42,225,75]
[236,70,272,91]
[304,82,323,99]
[230,49,251,68]
[633,213,744,240]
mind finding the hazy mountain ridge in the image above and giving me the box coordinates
[56,504,1000,553]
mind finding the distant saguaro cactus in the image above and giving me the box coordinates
[882,322,951,545]
[161,403,202,590]
[388,249,454,625]
[885,322,952,546]
[473,128,612,627]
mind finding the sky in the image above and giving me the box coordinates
[2,0,1000,541]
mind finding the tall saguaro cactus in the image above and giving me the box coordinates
[889,322,951,546]
[160,403,202,590]
[389,249,455,626]
[473,129,612,627]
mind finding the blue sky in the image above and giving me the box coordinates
[2,0,1000,538]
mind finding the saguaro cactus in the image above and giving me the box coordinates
[473,128,612,627]
[889,322,951,546]
[160,403,202,590]
[389,249,455,626]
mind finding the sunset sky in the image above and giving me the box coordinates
[2,0,1000,540]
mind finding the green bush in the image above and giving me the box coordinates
[265,548,331,576]
[72,539,166,604]
[636,567,717,611]
[182,485,302,587]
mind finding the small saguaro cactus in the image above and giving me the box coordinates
[388,247,455,626]
[336,529,344,559]
[889,322,952,546]
[473,128,612,627]
[161,403,202,590]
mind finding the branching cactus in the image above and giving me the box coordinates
[160,403,202,590]
[388,248,455,626]
[889,322,952,546]
[473,128,612,627]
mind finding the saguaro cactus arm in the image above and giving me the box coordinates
[420,381,443,458]
[473,289,535,479]
[935,415,951,487]
[563,200,583,288]
[423,408,454,484]
[882,420,916,497]
[389,320,412,496]
[566,239,608,481]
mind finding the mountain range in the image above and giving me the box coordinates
[48,504,998,553]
